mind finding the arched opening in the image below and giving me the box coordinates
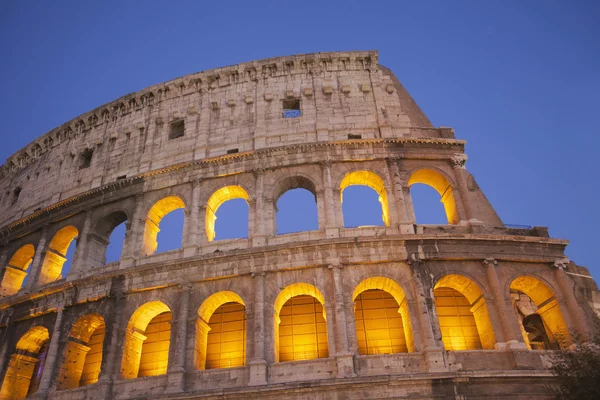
[510,276,569,349]
[273,177,318,234]
[1,244,35,296]
[434,274,496,350]
[340,171,389,228]
[143,196,185,255]
[409,184,448,224]
[120,301,172,379]
[39,226,78,284]
[195,291,246,370]
[206,186,249,242]
[89,211,128,266]
[0,326,50,400]
[105,222,126,263]
[274,283,328,362]
[352,277,414,354]
[408,169,459,224]
[57,314,106,390]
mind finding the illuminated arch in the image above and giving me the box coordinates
[352,277,414,353]
[16,326,50,353]
[274,283,328,362]
[408,169,459,224]
[121,301,172,379]
[143,196,185,255]
[510,276,570,348]
[1,244,35,296]
[57,314,106,389]
[0,326,50,400]
[195,291,246,370]
[340,170,390,226]
[206,186,249,242]
[434,274,496,350]
[39,226,79,284]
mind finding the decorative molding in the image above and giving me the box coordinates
[450,153,468,169]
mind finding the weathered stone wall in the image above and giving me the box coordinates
[0,51,443,228]
[0,51,598,400]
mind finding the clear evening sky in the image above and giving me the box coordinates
[1,1,598,281]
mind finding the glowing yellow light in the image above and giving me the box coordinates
[143,196,185,255]
[121,301,171,379]
[511,276,570,347]
[354,289,408,355]
[205,186,249,242]
[39,226,78,284]
[0,327,50,400]
[408,169,459,224]
[57,314,105,390]
[340,170,390,226]
[1,244,35,295]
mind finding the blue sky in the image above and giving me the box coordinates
[1,1,598,280]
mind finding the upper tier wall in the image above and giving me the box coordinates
[0,51,444,228]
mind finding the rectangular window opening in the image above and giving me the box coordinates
[11,187,21,205]
[283,99,301,118]
[79,149,93,169]
[227,148,239,154]
[348,134,362,140]
[117,175,127,181]
[169,120,185,139]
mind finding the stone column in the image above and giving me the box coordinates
[120,194,145,267]
[166,283,191,393]
[0,249,10,296]
[96,280,126,398]
[320,160,339,238]
[0,309,14,383]
[25,227,49,291]
[251,169,267,247]
[69,211,93,280]
[0,248,8,280]
[387,158,414,234]
[329,264,355,378]
[554,262,590,340]
[483,259,526,349]
[99,291,125,382]
[182,179,201,257]
[333,189,344,229]
[450,154,474,221]
[409,261,447,372]
[247,199,257,238]
[248,272,267,386]
[31,305,65,399]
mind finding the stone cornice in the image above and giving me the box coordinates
[0,234,569,311]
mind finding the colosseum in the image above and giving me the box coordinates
[0,50,598,400]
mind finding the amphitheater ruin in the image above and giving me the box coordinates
[0,50,598,399]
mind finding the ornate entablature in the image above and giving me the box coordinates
[0,51,598,400]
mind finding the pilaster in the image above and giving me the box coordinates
[165,283,192,393]
[182,179,201,257]
[30,305,65,399]
[68,210,93,280]
[329,264,355,378]
[24,226,49,291]
[483,258,527,349]
[553,261,590,341]
[248,272,267,386]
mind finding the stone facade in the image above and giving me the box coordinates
[0,51,598,400]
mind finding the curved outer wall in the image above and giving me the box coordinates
[0,51,598,400]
